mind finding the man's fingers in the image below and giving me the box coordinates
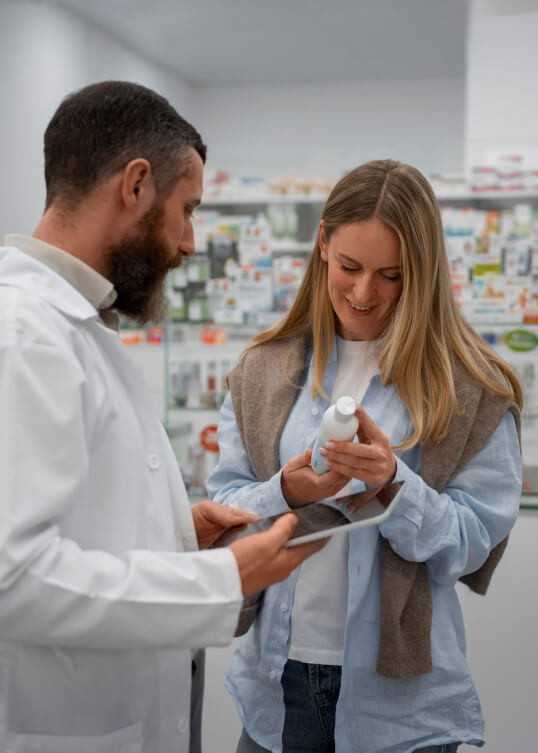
[226,507,260,524]
[284,537,328,561]
[196,500,260,526]
[231,513,322,596]
[264,512,299,545]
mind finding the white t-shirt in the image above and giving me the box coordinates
[288,337,380,665]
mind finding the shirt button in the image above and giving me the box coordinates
[280,602,288,612]
[269,670,276,680]
[177,718,188,734]
[311,406,319,415]
[147,453,161,470]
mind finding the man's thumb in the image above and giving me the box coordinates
[266,512,298,545]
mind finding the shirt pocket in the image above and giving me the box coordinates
[5,721,143,753]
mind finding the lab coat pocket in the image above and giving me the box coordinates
[6,721,143,753]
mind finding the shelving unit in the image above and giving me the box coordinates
[162,187,538,503]
[201,189,538,206]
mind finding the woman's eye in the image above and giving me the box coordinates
[382,273,401,281]
[340,265,355,272]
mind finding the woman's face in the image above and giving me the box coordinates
[320,217,403,341]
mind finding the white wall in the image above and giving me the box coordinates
[465,0,538,173]
[193,78,465,179]
[457,507,538,753]
[0,0,194,240]
[0,1,466,241]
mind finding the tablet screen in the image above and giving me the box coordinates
[212,480,406,549]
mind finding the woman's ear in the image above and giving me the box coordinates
[318,220,328,260]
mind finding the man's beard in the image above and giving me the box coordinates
[103,203,181,325]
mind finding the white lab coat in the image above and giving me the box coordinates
[0,245,243,752]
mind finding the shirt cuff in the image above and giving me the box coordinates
[378,456,426,537]
[253,470,293,517]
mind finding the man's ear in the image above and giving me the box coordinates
[120,158,156,214]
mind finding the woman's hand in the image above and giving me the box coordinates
[281,449,351,508]
[319,405,397,488]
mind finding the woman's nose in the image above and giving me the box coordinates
[352,273,375,301]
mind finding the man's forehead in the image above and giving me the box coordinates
[178,147,204,180]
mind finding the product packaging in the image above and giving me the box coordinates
[310,396,359,475]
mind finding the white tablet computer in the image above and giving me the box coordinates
[212,480,406,549]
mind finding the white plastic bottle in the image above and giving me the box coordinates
[310,395,359,475]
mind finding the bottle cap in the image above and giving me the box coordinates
[334,395,356,420]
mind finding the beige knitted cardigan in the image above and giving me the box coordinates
[227,331,521,679]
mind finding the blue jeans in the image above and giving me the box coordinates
[235,659,460,753]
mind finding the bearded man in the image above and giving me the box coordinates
[0,80,322,753]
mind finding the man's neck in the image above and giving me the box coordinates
[33,206,109,276]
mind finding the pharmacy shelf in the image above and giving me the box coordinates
[201,194,327,206]
[435,188,538,202]
[521,494,538,511]
[201,189,538,207]
[271,239,313,252]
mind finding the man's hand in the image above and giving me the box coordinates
[230,513,327,596]
[281,449,351,507]
[191,500,260,550]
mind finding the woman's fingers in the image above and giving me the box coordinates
[355,405,388,442]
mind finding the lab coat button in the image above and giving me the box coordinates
[269,670,276,680]
[147,453,161,470]
[311,406,319,415]
[177,718,188,734]
[280,602,288,611]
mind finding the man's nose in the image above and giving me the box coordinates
[179,222,196,257]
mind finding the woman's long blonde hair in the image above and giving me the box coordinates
[250,159,522,450]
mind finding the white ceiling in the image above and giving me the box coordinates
[53,0,470,86]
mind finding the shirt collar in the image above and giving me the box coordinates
[5,234,119,330]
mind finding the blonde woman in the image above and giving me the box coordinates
[208,160,522,753]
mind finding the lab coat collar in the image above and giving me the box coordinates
[0,244,100,322]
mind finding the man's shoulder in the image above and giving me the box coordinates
[0,244,98,324]
[0,282,87,354]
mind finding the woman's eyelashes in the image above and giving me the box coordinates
[339,264,401,281]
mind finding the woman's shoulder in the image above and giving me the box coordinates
[229,330,311,388]
[452,355,517,409]
[242,330,310,363]
[450,356,520,454]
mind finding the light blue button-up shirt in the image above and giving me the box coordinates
[207,340,521,753]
